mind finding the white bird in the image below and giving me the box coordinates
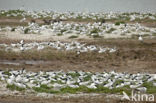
[153,83,156,86]
[41,80,50,85]
[15,75,22,83]
[130,84,141,89]
[138,35,143,42]
[79,81,90,86]
[37,45,44,50]
[7,79,14,85]
[14,82,26,88]
[20,40,24,44]
[22,78,29,83]
[116,83,125,88]
[137,87,147,92]
[69,84,79,88]
[52,83,63,88]
[20,47,24,51]
[10,74,15,80]
[104,82,114,88]
[152,74,156,80]
[87,83,97,89]
[11,44,16,47]
[20,17,26,22]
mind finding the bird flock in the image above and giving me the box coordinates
[0,70,156,93]
[0,40,117,54]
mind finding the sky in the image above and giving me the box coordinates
[0,0,156,12]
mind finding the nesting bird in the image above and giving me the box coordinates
[0,41,117,54]
[0,69,156,93]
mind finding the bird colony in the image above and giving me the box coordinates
[0,10,156,38]
[0,70,156,94]
[0,10,156,21]
[1,22,156,38]
[0,40,117,54]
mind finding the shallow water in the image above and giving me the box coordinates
[0,0,156,12]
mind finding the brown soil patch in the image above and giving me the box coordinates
[0,38,155,73]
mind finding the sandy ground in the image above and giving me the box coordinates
[0,31,130,43]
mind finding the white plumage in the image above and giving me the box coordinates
[138,36,143,41]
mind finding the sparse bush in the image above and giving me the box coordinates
[68,35,78,39]
[98,18,105,23]
[24,28,30,34]
[90,28,99,34]
[61,29,67,33]
[57,33,63,36]
[92,34,101,38]
[11,28,16,32]
[115,21,125,25]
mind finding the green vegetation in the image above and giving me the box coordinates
[24,28,30,34]
[0,10,25,17]
[83,75,92,81]
[98,18,105,23]
[67,72,80,78]
[92,34,102,38]
[33,84,59,93]
[4,75,155,95]
[68,35,78,39]
[152,33,156,36]
[7,84,25,91]
[90,28,99,34]
[113,80,124,87]
[57,33,63,36]
[142,82,156,94]
[11,28,16,32]
[3,71,11,76]
[32,85,131,95]
[61,29,67,33]
[106,28,116,33]
[51,80,64,84]
[115,21,125,25]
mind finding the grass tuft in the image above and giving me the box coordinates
[32,84,58,93]
[142,82,156,94]
[7,84,25,91]
[57,33,63,36]
[3,71,11,76]
[24,28,30,34]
